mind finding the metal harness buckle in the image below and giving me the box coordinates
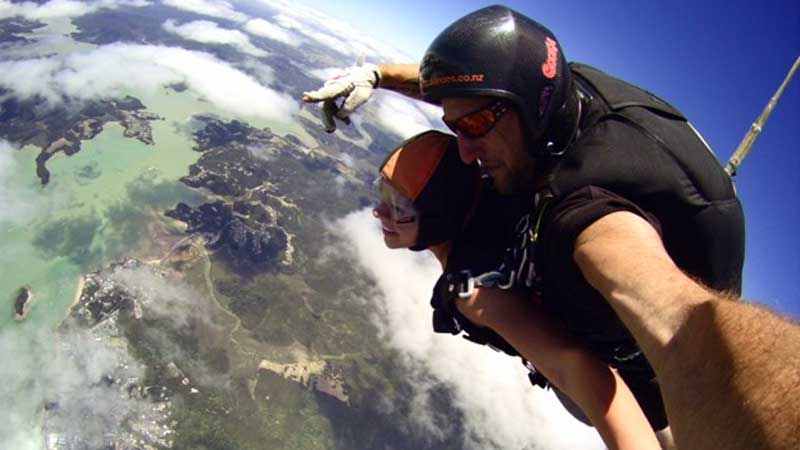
[444,270,475,299]
[446,270,513,300]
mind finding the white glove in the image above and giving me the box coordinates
[303,63,380,132]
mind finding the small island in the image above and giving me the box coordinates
[13,286,33,321]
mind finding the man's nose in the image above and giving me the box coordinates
[457,135,482,164]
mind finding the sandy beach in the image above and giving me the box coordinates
[70,276,86,311]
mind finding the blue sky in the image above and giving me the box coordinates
[300,0,800,318]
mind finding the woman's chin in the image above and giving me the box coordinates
[382,232,408,249]
[382,234,401,249]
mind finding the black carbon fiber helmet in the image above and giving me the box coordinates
[420,5,576,156]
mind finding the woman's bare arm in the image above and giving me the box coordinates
[456,287,661,450]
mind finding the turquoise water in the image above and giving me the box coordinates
[0,83,308,328]
[0,82,300,447]
[1,92,201,330]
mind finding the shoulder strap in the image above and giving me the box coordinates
[571,62,686,120]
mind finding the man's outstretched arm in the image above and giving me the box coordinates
[301,62,423,131]
[376,63,424,99]
[302,63,422,108]
[574,211,800,450]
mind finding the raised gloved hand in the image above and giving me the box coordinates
[302,63,380,132]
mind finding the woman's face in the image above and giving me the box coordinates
[372,181,420,249]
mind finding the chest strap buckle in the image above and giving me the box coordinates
[445,269,514,301]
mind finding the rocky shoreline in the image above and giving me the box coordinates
[0,94,161,185]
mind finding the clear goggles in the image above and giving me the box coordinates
[373,178,418,224]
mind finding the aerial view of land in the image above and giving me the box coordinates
[0,1,478,449]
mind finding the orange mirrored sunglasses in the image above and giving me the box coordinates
[443,100,509,139]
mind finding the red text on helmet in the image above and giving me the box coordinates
[542,37,558,79]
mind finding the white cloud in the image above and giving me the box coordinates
[0,262,228,449]
[330,209,604,450]
[247,143,275,161]
[370,89,445,139]
[307,66,343,81]
[163,0,247,23]
[108,264,231,387]
[0,0,149,21]
[255,0,410,61]
[236,58,276,85]
[0,140,43,224]
[109,264,205,328]
[0,141,22,215]
[0,324,149,450]
[0,43,298,121]
[243,17,297,47]
[273,12,349,52]
[0,0,90,19]
[162,19,267,57]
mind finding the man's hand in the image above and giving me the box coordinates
[302,63,380,132]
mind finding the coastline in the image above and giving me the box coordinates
[70,276,86,311]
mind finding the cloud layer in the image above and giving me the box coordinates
[0,43,297,120]
[243,17,297,47]
[162,19,267,56]
[0,262,225,450]
[0,0,148,21]
[162,0,246,23]
[256,0,410,61]
[109,264,231,386]
[0,324,148,450]
[331,210,603,450]
[370,90,446,139]
[0,140,46,224]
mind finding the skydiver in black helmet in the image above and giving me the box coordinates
[304,6,800,450]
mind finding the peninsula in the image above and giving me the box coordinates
[0,93,161,185]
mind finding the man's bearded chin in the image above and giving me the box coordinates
[505,157,538,195]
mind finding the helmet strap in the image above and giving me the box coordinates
[538,84,582,158]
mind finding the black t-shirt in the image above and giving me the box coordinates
[539,185,670,429]
[539,185,662,356]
